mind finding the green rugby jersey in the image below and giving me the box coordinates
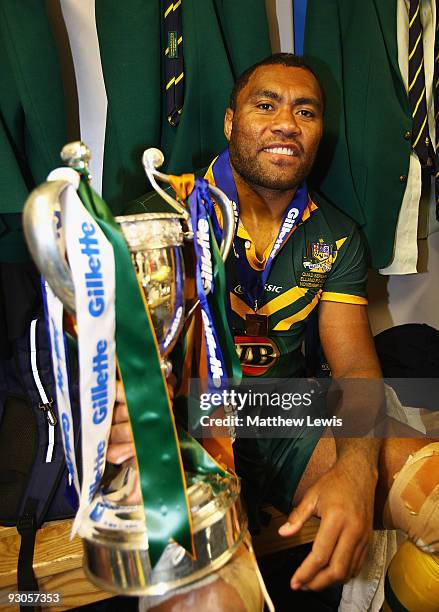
[204,159,369,378]
[226,194,368,378]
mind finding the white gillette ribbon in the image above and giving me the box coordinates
[43,280,81,495]
[45,168,116,537]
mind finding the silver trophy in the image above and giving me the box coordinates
[22,142,246,595]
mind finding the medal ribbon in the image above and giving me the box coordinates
[211,148,308,310]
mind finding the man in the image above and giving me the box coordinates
[109,54,439,608]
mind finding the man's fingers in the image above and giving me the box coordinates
[115,380,125,403]
[111,373,176,466]
[290,513,342,589]
[349,533,371,578]
[301,538,367,591]
[106,442,136,464]
[109,422,133,445]
[279,496,316,537]
[112,400,130,424]
[167,373,177,400]
[294,524,367,591]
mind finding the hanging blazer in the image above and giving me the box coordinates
[0,1,67,262]
[304,0,412,269]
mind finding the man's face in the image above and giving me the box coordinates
[224,65,323,192]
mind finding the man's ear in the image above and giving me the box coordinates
[224,108,234,142]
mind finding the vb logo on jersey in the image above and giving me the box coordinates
[234,336,280,376]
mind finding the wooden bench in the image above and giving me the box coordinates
[0,510,319,611]
[252,506,319,557]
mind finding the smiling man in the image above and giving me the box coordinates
[110,54,439,610]
[205,53,383,588]
[227,64,322,191]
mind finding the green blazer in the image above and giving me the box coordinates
[0,1,68,262]
[304,0,412,269]
[0,0,270,262]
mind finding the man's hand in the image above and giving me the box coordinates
[106,381,136,464]
[107,376,176,465]
[277,300,383,590]
[278,455,376,591]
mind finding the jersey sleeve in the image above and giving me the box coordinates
[321,226,368,305]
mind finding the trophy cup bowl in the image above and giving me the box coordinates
[114,211,187,361]
[22,143,247,595]
[82,473,246,595]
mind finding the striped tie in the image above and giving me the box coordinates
[408,0,433,165]
[163,0,184,126]
[434,4,439,219]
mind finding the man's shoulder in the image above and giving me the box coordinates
[308,189,359,236]
[307,189,369,268]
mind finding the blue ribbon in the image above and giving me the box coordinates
[212,148,308,310]
[160,247,184,354]
[189,178,228,392]
[41,277,79,510]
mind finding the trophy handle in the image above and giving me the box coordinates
[22,177,76,314]
[142,149,189,219]
[23,142,91,314]
[142,148,234,262]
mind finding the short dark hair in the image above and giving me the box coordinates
[229,53,325,111]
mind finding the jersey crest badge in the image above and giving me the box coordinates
[303,239,334,273]
[312,240,331,262]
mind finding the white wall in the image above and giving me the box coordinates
[265,0,294,52]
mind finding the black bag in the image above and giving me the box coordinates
[374,323,439,411]
[0,317,80,606]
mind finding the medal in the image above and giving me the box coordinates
[245,313,268,336]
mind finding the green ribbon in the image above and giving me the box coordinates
[207,215,242,387]
[77,179,192,565]
[177,426,228,476]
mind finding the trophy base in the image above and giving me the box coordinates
[81,475,247,596]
